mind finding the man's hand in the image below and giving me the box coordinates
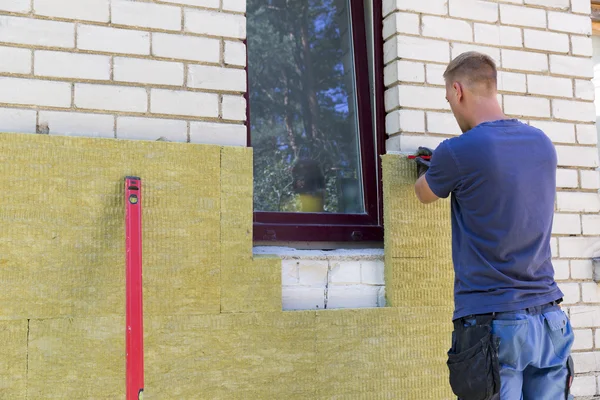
[414,147,433,178]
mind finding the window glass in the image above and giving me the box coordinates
[248,0,365,214]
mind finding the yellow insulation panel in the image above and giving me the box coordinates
[27,317,125,399]
[0,133,455,399]
[0,320,27,399]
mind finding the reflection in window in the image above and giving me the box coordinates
[248,0,364,214]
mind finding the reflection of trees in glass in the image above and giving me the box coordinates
[248,0,363,213]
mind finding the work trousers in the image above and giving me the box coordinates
[450,301,575,400]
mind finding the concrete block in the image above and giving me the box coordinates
[77,24,149,55]
[40,110,114,138]
[361,260,385,285]
[298,260,328,286]
[75,83,147,113]
[283,287,325,310]
[326,285,382,309]
[329,261,361,285]
[151,89,219,118]
[281,259,299,285]
[152,32,220,63]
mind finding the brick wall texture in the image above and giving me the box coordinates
[383,0,600,397]
[0,0,247,145]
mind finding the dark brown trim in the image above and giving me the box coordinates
[248,0,385,243]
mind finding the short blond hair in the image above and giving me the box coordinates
[443,51,497,94]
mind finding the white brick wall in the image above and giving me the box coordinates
[0,1,246,145]
[383,1,600,396]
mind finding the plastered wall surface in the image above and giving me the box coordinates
[0,133,454,399]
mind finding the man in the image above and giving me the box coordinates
[413,51,575,400]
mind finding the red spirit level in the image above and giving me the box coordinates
[125,176,144,400]
[407,155,431,160]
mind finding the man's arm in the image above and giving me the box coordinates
[415,175,440,204]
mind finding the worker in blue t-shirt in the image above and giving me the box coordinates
[413,51,575,400]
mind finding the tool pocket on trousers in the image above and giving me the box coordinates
[544,310,574,359]
[491,319,528,368]
[447,327,500,400]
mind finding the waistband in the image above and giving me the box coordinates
[456,298,563,327]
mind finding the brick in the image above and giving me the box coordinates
[383,0,447,16]
[0,77,70,107]
[552,213,581,235]
[326,286,382,309]
[224,41,245,67]
[548,12,592,35]
[0,46,30,74]
[189,121,246,146]
[382,12,419,39]
[221,95,246,121]
[560,282,581,304]
[75,84,147,113]
[422,16,472,42]
[296,260,328,286]
[329,261,361,285]
[34,0,109,22]
[497,71,526,93]
[582,215,600,235]
[573,329,594,350]
[281,260,299,286]
[389,134,446,153]
[39,111,114,138]
[559,237,600,258]
[553,100,596,122]
[34,51,110,80]
[504,95,549,118]
[78,25,149,55]
[188,65,245,92]
[451,43,500,67]
[184,9,245,39]
[361,260,385,285]
[527,75,572,98]
[524,30,569,53]
[449,0,497,22]
[151,89,218,118]
[571,0,592,15]
[557,191,600,212]
[0,107,36,133]
[116,117,187,142]
[581,170,600,189]
[282,287,325,310]
[426,64,446,86]
[159,0,219,8]
[576,124,598,145]
[384,35,450,64]
[111,0,181,31]
[525,0,569,9]
[474,24,521,47]
[571,375,597,397]
[575,79,595,101]
[572,36,593,57]
[556,168,578,188]
[553,259,570,280]
[0,16,74,49]
[222,0,245,12]
[385,109,425,134]
[502,49,547,72]
[557,145,599,168]
[386,85,449,111]
[550,55,593,78]
[114,57,183,86]
[427,112,460,135]
[529,120,575,144]
[571,260,594,280]
[152,33,220,63]
[384,61,425,86]
[0,0,30,12]
[572,352,600,374]
[500,4,546,28]
[570,306,600,328]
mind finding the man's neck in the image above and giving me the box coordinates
[468,97,507,129]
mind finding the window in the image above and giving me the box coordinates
[247,0,385,242]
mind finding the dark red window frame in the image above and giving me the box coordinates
[245,0,385,243]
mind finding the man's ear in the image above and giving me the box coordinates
[453,81,463,101]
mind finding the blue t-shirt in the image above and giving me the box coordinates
[425,119,563,320]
